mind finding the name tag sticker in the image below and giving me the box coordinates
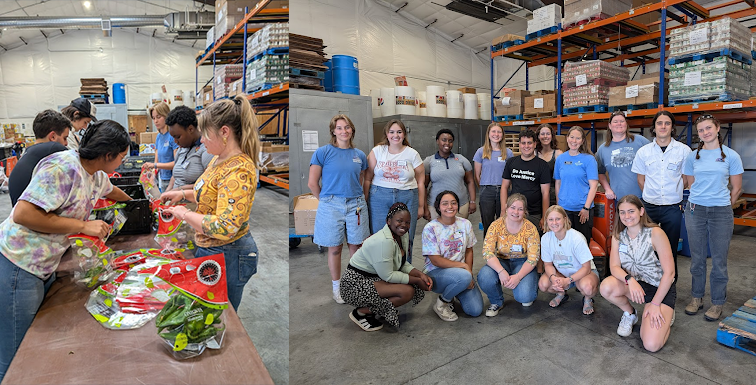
[618,243,628,253]
[454,230,464,239]
[353,156,362,163]
[397,160,407,167]
[667,162,678,171]
[511,244,523,253]
[565,161,573,165]
[195,179,205,191]
[497,156,505,162]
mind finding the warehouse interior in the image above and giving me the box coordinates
[0,1,288,384]
[290,0,756,383]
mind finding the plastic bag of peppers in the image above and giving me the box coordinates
[89,198,127,242]
[152,253,228,359]
[69,233,117,289]
[154,203,196,252]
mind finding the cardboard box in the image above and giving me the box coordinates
[524,91,557,114]
[494,88,530,116]
[228,79,244,98]
[293,194,318,235]
[394,76,408,86]
[215,0,259,36]
[256,109,288,136]
[492,34,525,46]
[458,87,477,94]
[139,143,156,155]
[202,89,213,107]
[608,77,665,106]
[140,132,158,145]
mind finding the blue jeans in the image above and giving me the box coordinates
[479,185,501,238]
[477,258,538,306]
[684,203,733,305]
[195,232,258,311]
[427,267,483,317]
[0,252,56,383]
[368,185,418,263]
[643,201,683,281]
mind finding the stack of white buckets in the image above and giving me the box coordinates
[371,86,491,120]
[149,90,197,109]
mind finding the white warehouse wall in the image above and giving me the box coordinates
[291,0,553,100]
[0,29,213,135]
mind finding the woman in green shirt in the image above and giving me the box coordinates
[340,203,433,331]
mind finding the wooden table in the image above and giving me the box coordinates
[2,234,273,385]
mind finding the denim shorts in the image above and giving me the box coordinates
[313,195,370,247]
[565,268,600,290]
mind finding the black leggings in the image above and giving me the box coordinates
[565,209,593,244]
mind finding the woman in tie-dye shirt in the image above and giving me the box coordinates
[0,120,132,383]
[160,95,261,311]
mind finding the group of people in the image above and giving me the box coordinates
[308,111,743,353]
[0,94,262,382]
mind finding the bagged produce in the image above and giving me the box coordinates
[69,234,116,289]
[155,203,196,251]
[139,164,161,202]
[153,253,228,359]
[90,198,127,241]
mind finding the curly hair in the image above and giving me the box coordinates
[166,105,198,129]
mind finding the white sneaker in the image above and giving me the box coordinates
[670,311,676,327]
[333,290,345,304]
[486,304,502,317]
[521,301,534,307]
[617,310,638,337]
[433,297,458,322]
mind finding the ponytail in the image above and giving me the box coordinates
[198,94,261,168]
[235,94,261,167]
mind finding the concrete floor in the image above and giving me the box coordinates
[0,185,289,385]
[290,209,756,385]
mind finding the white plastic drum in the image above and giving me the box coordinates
[150,92,163,106]
[426,86,447,118]
[394,86,416,115]
[463,93,478,119]
[370,89,382,118]
[183,90,196,109]
[379,87,396,116]
[417,91,427,116]
[477,92,492,120]
[170,89,183,108]
[446,90,463,118]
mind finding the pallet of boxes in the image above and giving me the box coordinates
[562,60,629,115]
[524,90,557,119]
[562,0,632,30]
[608,72,666,111]
[200,85,213,108]
[80,78,109,104]
[246,22,289,94]
[667,17,751,106]
[214,64,244,100]
[260,143,289,173]
[139,132,158,156]
[527,4,561,40]
[494,88,529,121]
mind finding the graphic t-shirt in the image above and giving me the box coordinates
[371,145,423,190]
[540,229,595,277]
[421,218,477,272]
[502,155,551,215]
[595,135,650,200]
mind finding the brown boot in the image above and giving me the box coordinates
[704,304,723,321]
[685,297,703,315]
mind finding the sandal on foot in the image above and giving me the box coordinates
[549,293,569,308]
[582,297,595,315]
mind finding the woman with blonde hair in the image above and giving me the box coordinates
[364,119,425,262]
[553,126,599,243]
[538,205,599,315]
[473,122,514,237]
[599,195,675,352]
[307,114,370,303]
[145,101,178,192]
[160,95,261,311]
[477,193,540,316]
[535,123,563,206]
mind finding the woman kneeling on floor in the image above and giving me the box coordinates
[599,195,676,352]
[477,193,540,316]
[538,205,600,315]
[421,190,483,321]
[341,203,433,331]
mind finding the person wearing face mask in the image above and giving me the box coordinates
[631,111,691,283]
[423,129,476,220]
[163,106,214,191]
[9,110,71,207]
[61,97,97,151]
[596,110,650,201]
[144,102,178,192]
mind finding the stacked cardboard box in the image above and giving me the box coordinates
[213,64,244,99]
[201,85,213,107]
[608,77,663,106]
[205,26,215,50]
[458,87,477,94]
[562,60,629,108]
[528,4,561,34]
[494,88,530,116]
[563,0,631,28]
[669,18,751,58]
[524,91,557,114]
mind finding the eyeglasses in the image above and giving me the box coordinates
[695,114,715,124]
[610,110,626,118]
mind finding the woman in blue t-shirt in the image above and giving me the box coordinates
[145,102,178,192]
[554,126,599,243]
[473,122,514,237]
[682,114,743,321]
[308,114,371,304]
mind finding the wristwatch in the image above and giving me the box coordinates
[624,274,632,285]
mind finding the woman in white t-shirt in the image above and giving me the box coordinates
[364,119,425,263]
[538,205,600,315]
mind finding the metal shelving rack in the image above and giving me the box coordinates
[490,0,756,152]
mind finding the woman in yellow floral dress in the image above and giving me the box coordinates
[161,94,260,310]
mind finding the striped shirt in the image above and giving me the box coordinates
[172,142,213,188]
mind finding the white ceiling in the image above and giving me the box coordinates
[0,0,214,51]
[378,0,530,52]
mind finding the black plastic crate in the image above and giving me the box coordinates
[110,176,140,186]
[117,184,153,235]
[116,155,154,173]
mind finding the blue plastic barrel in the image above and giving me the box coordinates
[323,60,333,92]
[113,83,126,104]
[331,55,359,95]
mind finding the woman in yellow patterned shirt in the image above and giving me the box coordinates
[477,193,540,316]
[161,94,260,311]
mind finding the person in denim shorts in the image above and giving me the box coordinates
[308,114,370,304]
[682,114,743,321]
[363,119,425,263]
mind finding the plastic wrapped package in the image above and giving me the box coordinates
[152,253,229,360]
[155,203,196,252]
[260,151,289,171]
[563,85,611,108]
[213,64,244,99]
[562,60,629,87]
[89,198,127,242]
[669,18,751,58]
[563,0,631,28]
[69,234,116,289]
[246,54,289,92]
[246,22,289,59]
[138,165,161,202]
[668,56,750,102]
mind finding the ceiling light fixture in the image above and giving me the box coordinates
[83,1,91,8]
